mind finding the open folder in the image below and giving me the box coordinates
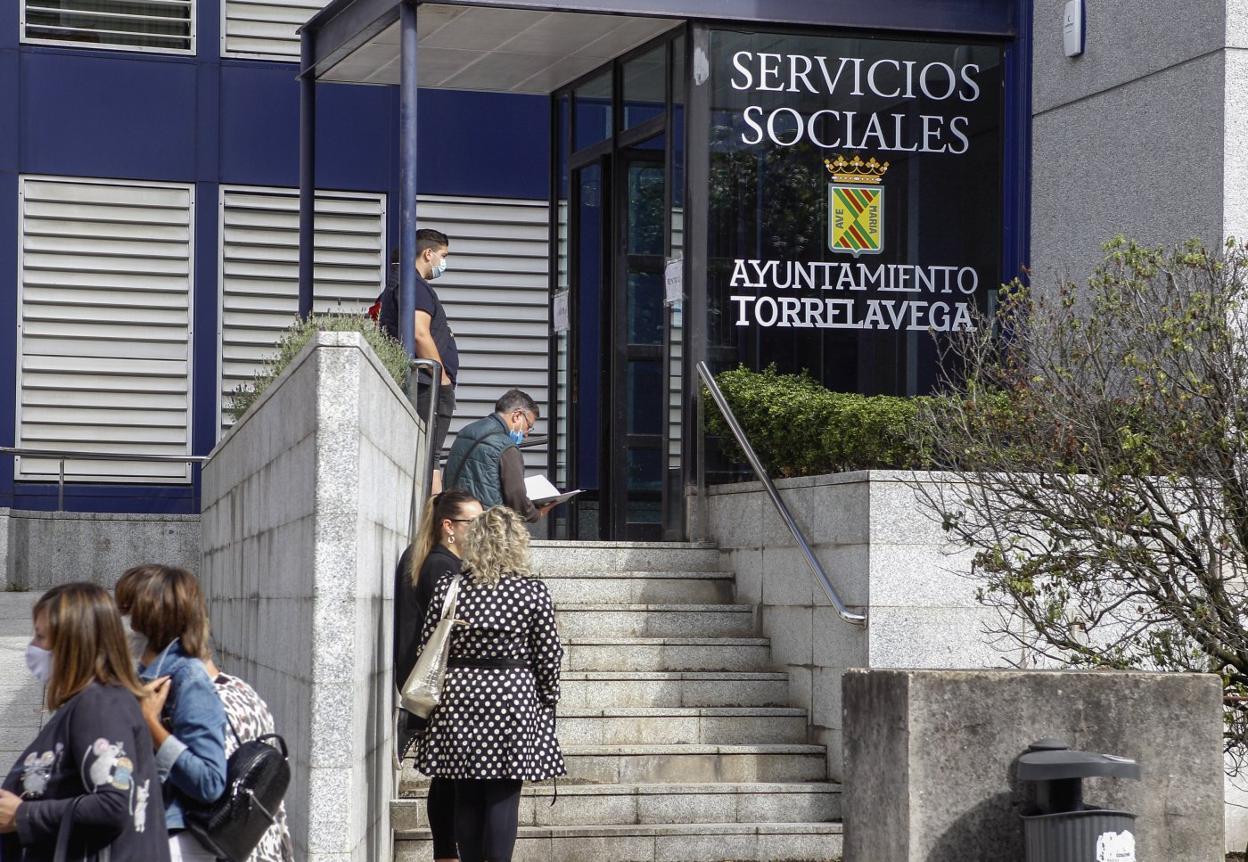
[524,474,584,507]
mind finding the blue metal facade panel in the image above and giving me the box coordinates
[21,51,201,181]
[417,89,550,200]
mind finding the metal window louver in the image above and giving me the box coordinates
[222,0,322,60]
[17,176,195,483]
[23,0,195,54]
[418,196,550,472]
[219,190,549,472]
[218,186,387,434]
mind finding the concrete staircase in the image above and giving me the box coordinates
[393,541,843,862]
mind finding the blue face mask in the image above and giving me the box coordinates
[430,255,448,280]
[508,429,525,445]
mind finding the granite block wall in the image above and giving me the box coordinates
[201,331,420,862]
[0,509,200,591]
[843,669,1224,861]
[705,471,1022,781]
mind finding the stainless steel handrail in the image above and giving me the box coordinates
[695,361,866,626]
[408,358,442,544]
[0,447,208,512]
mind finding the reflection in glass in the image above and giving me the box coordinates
[627,272,664,345]
[627,161,665,256]
[623,44,667,129]
[626,448,663,523]
[574,72,613,151]
[627,361,663,434]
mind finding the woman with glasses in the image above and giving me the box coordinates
[397,489,483,861]
[413,505,565,862]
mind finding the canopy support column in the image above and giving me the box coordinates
[398,0,419,356]
[298,34,316,319]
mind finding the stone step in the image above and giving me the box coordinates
[562,637,773,672]
[400,743,826,791]
[393,822,844,862]
[559,744,828,785]
[559,671,791,709]
[542,571,735,605]
[555,707,809,746]
[393,782,842,827]
[530,541,723,575]
[555,604,756,638]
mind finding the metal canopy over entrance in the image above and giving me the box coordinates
[298,0,1029,542]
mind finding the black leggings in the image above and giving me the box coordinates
[428,778,457,858]
[452,778,523,862]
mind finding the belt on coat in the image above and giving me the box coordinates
[446,657,531,670]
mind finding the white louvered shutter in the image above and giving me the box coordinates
[418,195,550,474]
[17,176,194,483]
[218,186,386,434]
[223,0,322,60]
[23,0,194,53]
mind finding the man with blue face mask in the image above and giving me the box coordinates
[442,389,554,523]
[403,228,459,492]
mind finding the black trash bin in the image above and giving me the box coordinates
[1017,738,1141,862]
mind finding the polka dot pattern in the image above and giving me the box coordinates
[413,573,566,782]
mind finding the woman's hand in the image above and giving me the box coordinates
[0,789,22,833]
[141,676,172,750]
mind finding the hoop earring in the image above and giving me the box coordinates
[446,533,455,545]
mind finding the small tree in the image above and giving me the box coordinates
[915,238,1248,760]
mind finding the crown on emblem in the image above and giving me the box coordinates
[824,154,890,185]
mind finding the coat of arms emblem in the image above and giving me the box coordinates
[826,155,888,256]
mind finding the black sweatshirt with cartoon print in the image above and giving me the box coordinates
[1,682,170,862]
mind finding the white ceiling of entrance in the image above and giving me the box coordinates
[322,4,681,92]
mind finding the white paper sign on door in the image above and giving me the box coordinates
[552,290,570,333]
[664,258,683,305]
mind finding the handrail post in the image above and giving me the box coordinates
[407,358,441,545]
[695,362,865,627]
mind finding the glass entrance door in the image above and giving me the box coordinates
[608,140,666,539]
[551,32,687,541]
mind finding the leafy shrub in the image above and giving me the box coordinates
[227,313,409,422]
[706,365,930,477]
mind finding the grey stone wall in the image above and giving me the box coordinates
[842,669,1224,861]
[0,509,200,591]
[1029,0,1231,288]
[201,331,421,862]
[705,471,1021,781]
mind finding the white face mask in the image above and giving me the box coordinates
[121,615,148,661]
[430,254,448,279]
[25,643,52,685]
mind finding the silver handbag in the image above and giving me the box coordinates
[400,575,465,718]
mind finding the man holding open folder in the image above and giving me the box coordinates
[442,389,556,523]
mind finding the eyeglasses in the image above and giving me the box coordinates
[513,411,536,432]
[449,518,474,523]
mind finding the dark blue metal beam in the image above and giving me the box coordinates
[298,34,316,319]
[398,0,419,356]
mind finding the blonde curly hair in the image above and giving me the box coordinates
[461,505,532,587]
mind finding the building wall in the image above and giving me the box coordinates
[0,0,550,514]
[1029,0,1231,287]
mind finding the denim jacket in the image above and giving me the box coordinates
[138,639,228,831]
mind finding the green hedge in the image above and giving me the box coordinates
[706,365,929,477]
[227,313,409,422]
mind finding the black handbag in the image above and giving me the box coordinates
[186,725,291,862]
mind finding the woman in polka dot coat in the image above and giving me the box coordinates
[413,505,565,862]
